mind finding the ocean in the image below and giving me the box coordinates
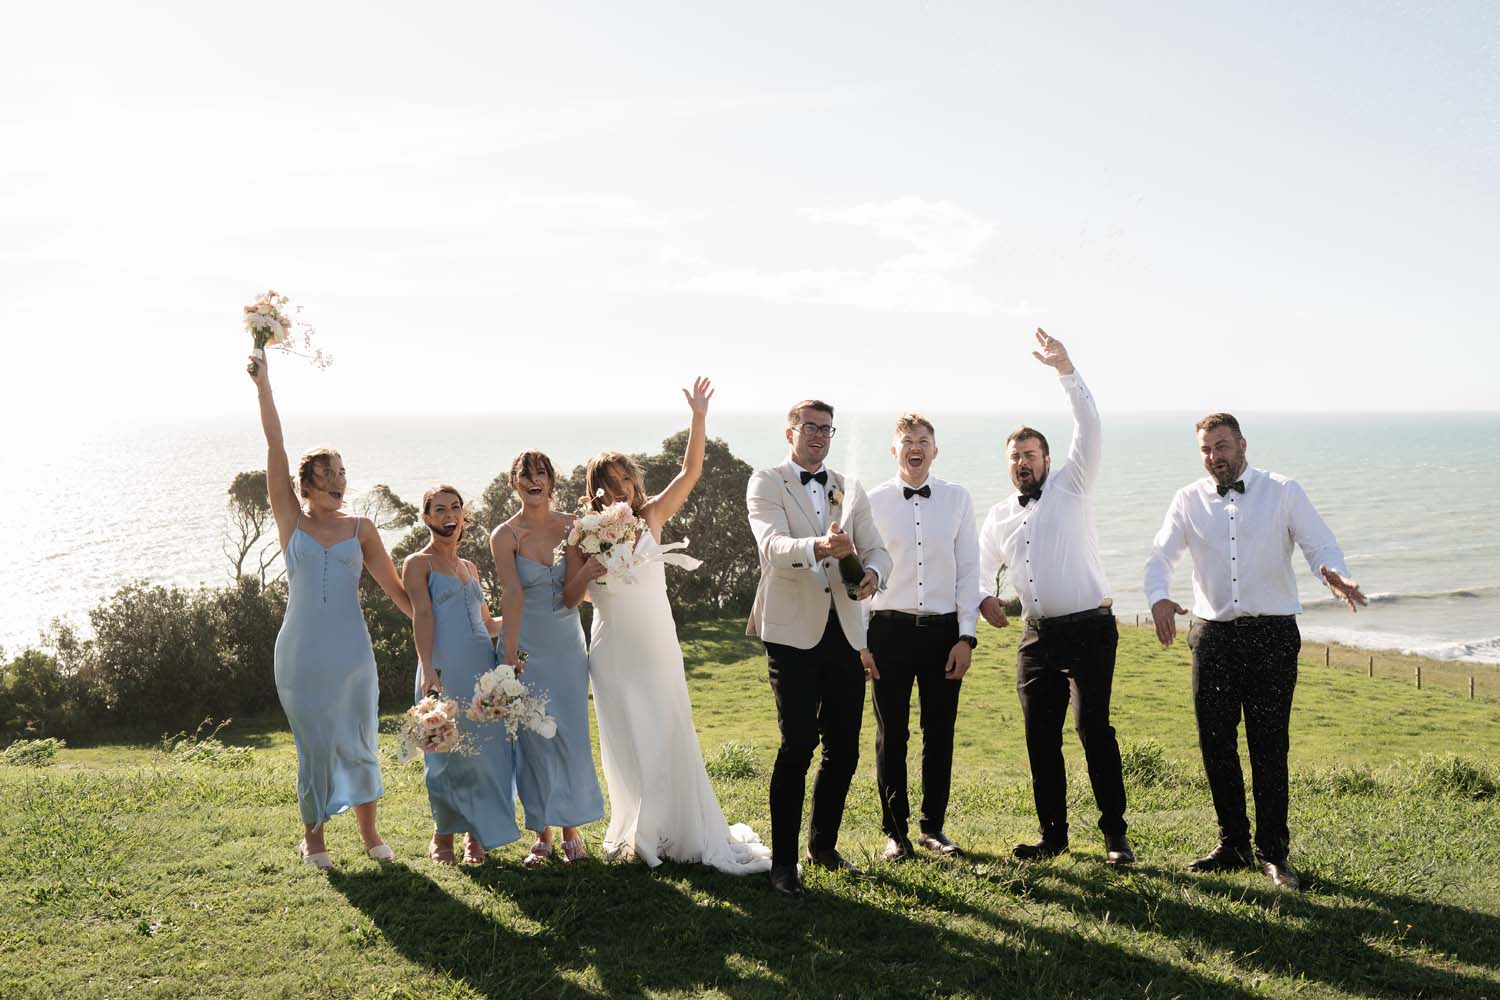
[5,412,1497,663]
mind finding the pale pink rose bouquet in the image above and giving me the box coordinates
[466,656,557,741]
[243,289,331,375]
[396,694,472,762]
[567,491,647,583]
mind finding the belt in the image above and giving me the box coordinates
[1200,614,1296,628]
[871,610,958,629]
[1024,606,1113,630]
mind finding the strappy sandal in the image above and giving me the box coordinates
[462,834,486,866]
[560,836,589,864]
[299,840,333,870]
[428,837,457,865]
[521,839,553,869]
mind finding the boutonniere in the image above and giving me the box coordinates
[828,485,844,507]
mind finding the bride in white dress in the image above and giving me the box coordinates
[561,378,771,875]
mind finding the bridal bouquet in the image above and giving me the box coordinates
[567,492,647,583]
[466,659,557,741]
[396,694,472,761]
[243,289,331,375]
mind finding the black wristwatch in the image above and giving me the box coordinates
[959,634,977,649]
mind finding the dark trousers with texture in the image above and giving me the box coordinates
[1188,617,1299,862]
[869,614,962,838]
[1016,614,1127,841]
[764,611,866,867]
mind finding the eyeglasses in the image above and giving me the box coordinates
[797,423,837,437]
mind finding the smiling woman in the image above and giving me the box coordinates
[248,348,413,872]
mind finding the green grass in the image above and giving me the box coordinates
[3,621,1499,999]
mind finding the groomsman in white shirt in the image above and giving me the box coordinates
[978,329,1134,865]
[1145,412,1366,891]
[864,414,981,861]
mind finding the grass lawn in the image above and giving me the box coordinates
[2,620,1498,999]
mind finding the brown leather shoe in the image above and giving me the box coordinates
[1103,833,1135,866]
[1187,842,1256,873]
[1262,858,1301,891]
[882,836,915,862]
[768,864,804,897]
[915,831,965,857]
[1012,838,1068,861]
[805,847,861,874]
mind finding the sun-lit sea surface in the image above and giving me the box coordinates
[3,412,1497,663]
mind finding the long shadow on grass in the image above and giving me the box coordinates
[334,856,1265,999]
[1011,863,1500,998]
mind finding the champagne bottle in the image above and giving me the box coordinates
[838,549,864,599]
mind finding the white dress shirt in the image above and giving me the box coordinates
[867,475,980,635]
[1144,465,1349,622]
[978,372,1111,620]
[792,460,830,571]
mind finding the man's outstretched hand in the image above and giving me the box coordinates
[1151,598,1188,647]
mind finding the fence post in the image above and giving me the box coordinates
[1367,656,1373,678]
[1415,665,1422,690]
[1324,646,1330,667]
[1135,614,1139,628]
[1470,676,1476,700]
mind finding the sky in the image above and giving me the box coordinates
[2,0,1497,422]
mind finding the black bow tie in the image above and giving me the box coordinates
[1017,488,1042,507]
[800,469,828,486]
[903,484,931,500]
[1217,480,1245,497]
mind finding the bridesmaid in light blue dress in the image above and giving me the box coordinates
[249,351,412,869]
[404,485,520,865]
[490,451,605,867]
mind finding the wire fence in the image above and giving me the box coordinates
[1121,615,1500,703]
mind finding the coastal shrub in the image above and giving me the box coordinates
[0,633,99,741]
[206,576,286,718]
[1410,754,1497,800]
[88,583,223,729]
[705,740,760,780]
[0,737,66,767]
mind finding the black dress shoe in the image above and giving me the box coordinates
[915,831,965,857]
[1012,838,1068,861]
[882,836,915,862]
[1187,842,1256,873]
[1103,833,1135,866]
[768,865,804,897]
[805,848,860,874]
[1261,858,1301,891]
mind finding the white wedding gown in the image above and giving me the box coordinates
[588,532,771,874]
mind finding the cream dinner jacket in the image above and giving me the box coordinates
[746,460,892,651]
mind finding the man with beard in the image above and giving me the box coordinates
[1145,413,1366,890]
[977,329,1133,865]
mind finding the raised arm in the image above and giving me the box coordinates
[248,352,301,551]
[641,377,714,536]
[490,524,526,663]
[358,517,413,619]
[404,555,439,694]
[1144,492,1190,645]
[1032,329,1101,492]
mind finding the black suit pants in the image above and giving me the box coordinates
[869,613,962,838]
[764,610,865,866]
[1188,617,1299,862]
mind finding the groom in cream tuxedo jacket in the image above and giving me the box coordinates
[746,398,891,897]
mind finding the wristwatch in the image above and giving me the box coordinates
[959,634,977,649]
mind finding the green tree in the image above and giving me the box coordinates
[224,470,279,583]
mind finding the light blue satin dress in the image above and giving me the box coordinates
[273,516,382,829]
[414,571,521,850]
[505,556,604,831]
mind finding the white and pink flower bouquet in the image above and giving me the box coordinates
[466,658,557,741]
[397,694,471,762]
[243,289,331,375]
[567,491,646,583]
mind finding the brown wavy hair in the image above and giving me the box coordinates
[509,450,557,498]
[296,448,341,500]
[584,451,647,514]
